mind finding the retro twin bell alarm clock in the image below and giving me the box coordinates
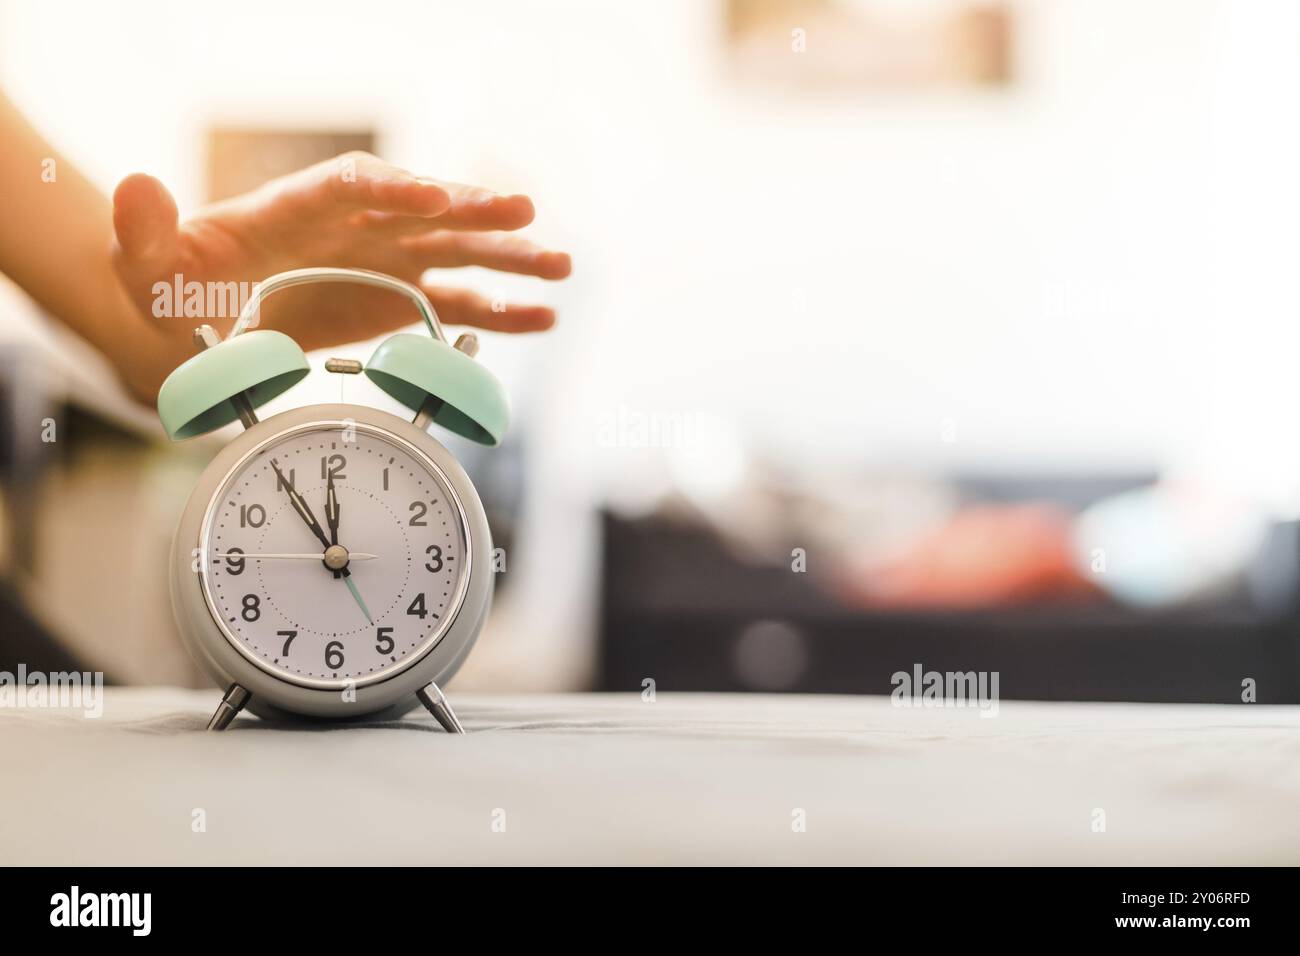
[157,267,508,734]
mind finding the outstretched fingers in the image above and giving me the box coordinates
[271,152,452,220]
[420,285,556,333]
[403,232,571,279]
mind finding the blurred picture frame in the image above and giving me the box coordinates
[207,128,376,202]
[725,0,1014,91]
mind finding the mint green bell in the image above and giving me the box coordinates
[158,328,309,440]
[365,332,509,446]
[155,268,508,445]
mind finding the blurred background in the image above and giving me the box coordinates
[2,0,1300,701]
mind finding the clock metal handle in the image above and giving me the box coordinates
[229,267,447,343]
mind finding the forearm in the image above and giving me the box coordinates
[0,93,568,407]
[0,92,173,401]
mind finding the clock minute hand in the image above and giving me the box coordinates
[268,458,332,553]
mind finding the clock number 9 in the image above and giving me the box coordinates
[196,547,244,575]
[325,641,345,670]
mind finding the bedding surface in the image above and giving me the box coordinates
[2,689,1298,865]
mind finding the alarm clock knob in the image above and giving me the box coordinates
[453,332,479,358]
[324,357,365,375]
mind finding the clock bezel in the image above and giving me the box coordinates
[196,418,473,691]
[170,403,494,720]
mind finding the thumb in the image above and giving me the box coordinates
[111,173,180,305]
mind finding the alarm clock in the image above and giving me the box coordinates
[158,267,509,734]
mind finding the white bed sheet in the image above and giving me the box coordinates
[2,689,1298,865]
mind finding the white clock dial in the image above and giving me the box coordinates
[197,421,470,688]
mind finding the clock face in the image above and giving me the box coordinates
[197,420,470,689]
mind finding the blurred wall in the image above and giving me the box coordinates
[2,0,1299,686]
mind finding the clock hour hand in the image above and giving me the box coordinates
[325,472,342,577]
[326,473,340,544]
[268,458,333,554]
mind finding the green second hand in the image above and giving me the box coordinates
[343,575,373,624]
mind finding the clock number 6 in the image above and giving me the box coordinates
[325,641,345,670]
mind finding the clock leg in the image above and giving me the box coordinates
[416,681,465,734]
[206,683,252,731]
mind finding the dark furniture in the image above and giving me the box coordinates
[597,509,1300,703]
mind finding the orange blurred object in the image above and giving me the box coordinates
[836,503,1101,610]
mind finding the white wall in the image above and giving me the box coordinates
[4,0,1299,684]
[5,1,1293,469]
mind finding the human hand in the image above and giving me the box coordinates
[109,152,570,402]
